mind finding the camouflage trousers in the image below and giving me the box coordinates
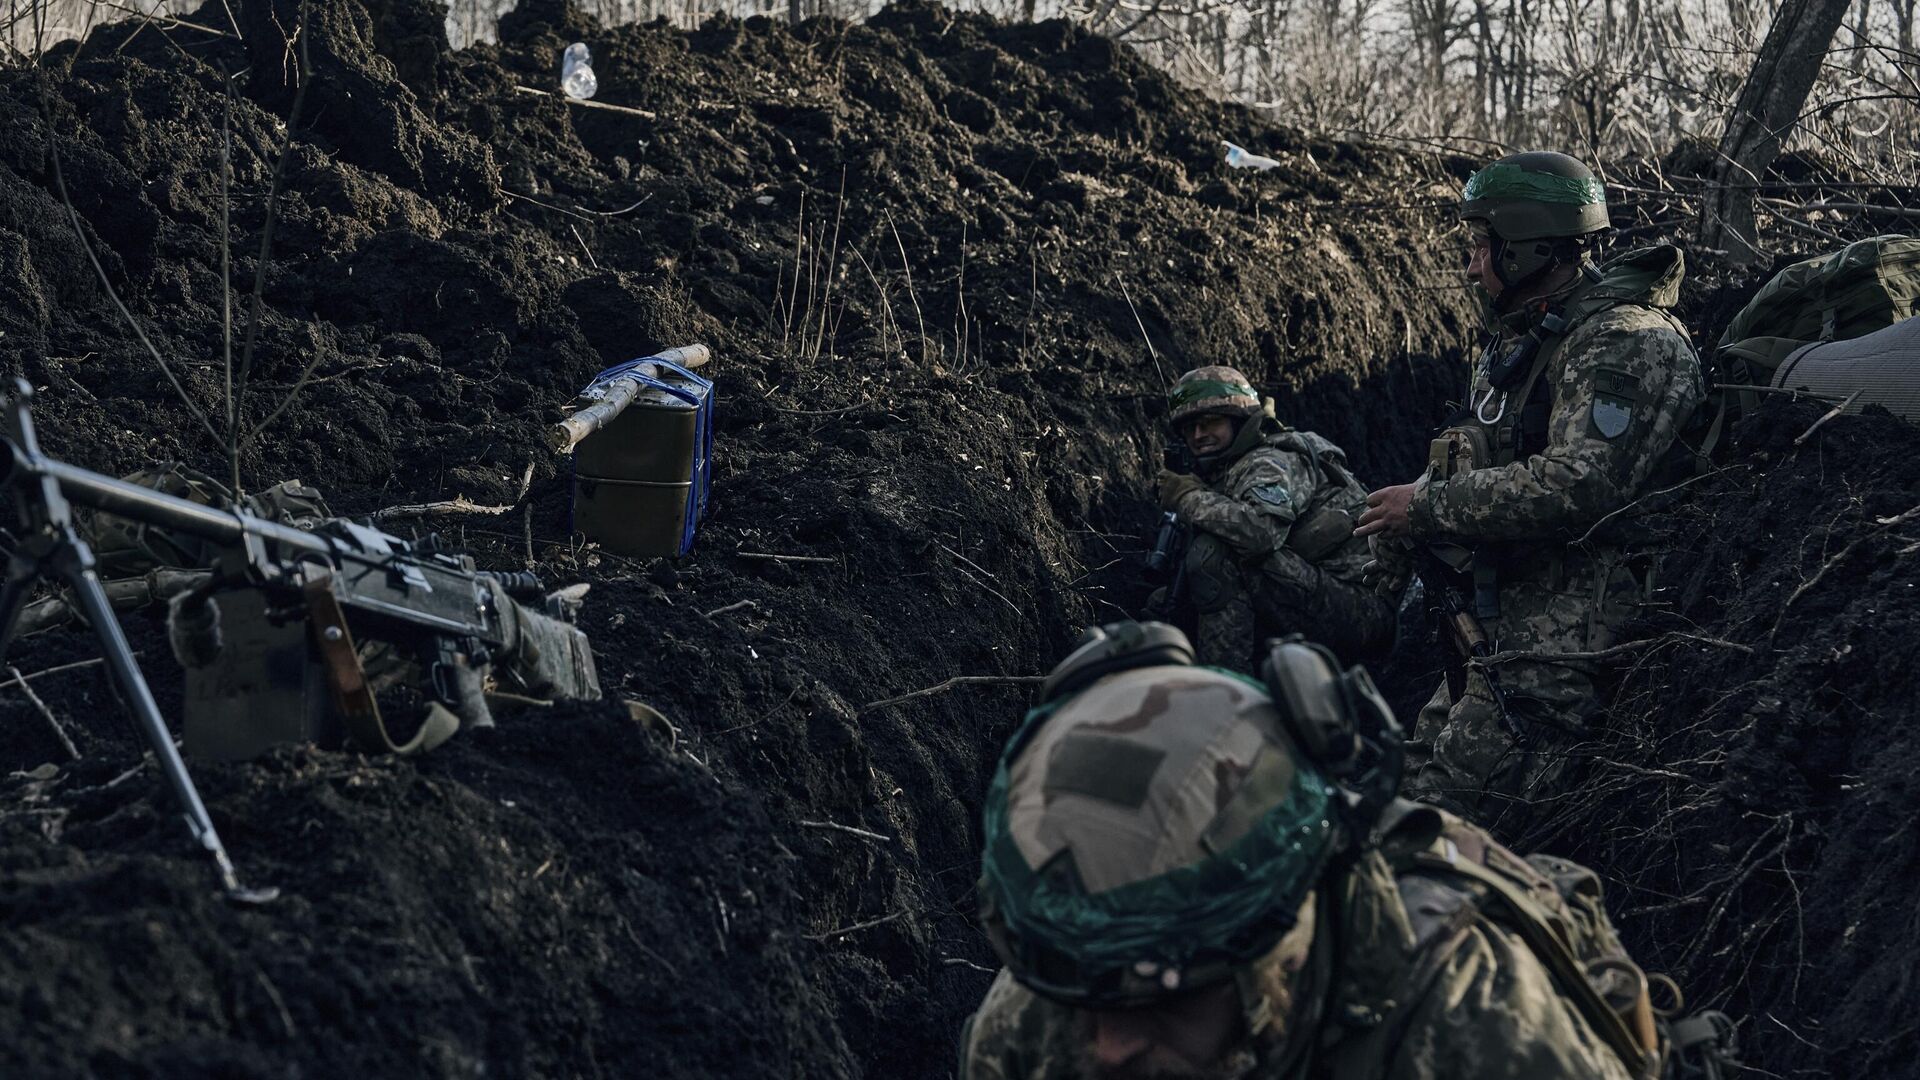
[1403,552,1641,829]
[1185,532,1396,673]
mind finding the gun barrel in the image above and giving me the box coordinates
[3,442,332,558]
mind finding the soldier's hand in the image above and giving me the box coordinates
[1356,482,1418,539]
[1157,468,1206,513]
[1361,534,1414,594]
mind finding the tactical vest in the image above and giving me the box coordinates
[1265,428,1371,562]
[1313,805,1733,1080]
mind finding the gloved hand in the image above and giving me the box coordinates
[1361,533,1416,595]
[1157,468,1206,513]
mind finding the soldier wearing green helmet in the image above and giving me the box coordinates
[1354,151,1703,824]
[959,622,1716,1080]
[1156,366,1395,671]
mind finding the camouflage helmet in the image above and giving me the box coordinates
[978,622,1339,1009]
[1167,366,1262,431]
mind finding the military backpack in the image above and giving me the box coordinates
[1706,234,1920,452]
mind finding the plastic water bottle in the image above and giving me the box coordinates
[1222,141,1280,171]
[561,43,598,100]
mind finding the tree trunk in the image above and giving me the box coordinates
[1697,0,1855,265]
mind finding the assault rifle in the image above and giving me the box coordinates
[1415,544,1522,743]
[0,381,600,900]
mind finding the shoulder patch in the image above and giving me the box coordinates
[1250,484,1294,511]
[1589,366,1641,440]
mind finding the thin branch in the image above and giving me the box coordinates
[805,909,906,941]
[799,819,890,843]
[1792,388,1865,447]
[1475,632,1755,668]
[43,91,222,445]
[233,0,313,456]
[7,665,78,760]
[862,675,1045,713]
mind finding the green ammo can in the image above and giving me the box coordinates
[560,345,714,558]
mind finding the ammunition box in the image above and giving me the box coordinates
[570,364,714,558]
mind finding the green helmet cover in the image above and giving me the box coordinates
[979,683,1338,1008]
[1459,152,1610,243]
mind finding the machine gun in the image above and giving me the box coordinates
[0,381,600,900]
[1416,544,1521,743]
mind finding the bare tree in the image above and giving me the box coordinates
[1698,0,1857,262]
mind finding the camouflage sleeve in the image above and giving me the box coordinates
[1388,919,1638,1080]
[959,969,1075,1080]
[1175,447,1321,560]
[1408,309,1701,543]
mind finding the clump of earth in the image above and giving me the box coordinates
[0,0,1912,1075]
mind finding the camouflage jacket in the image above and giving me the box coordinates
[1172,427,1373,583]
[1408,246,1701,548]
[959,803,1640,1080]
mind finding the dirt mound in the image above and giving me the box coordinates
[1508,401,1920,1077]
[0,0,1473,1074]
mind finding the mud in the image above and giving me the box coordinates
[2,0,1915,1074]
[0,1,1473,1075]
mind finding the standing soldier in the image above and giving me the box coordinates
[1156,366,1395,671]
[1355,151,1702,820]
[958,622,1726,1080]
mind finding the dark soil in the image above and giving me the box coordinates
[0,1,1475,1076]
[1514,400,1920,1080]
[4,0,1915,1075]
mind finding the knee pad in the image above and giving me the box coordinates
[1183,533,1239,613]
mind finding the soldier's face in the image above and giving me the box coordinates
[1182,414,1236,458]
[1078,981,1242,1080]
[1074,895,1316,1079]
[1465,225,1502,300]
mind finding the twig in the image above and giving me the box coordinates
[567,224,598,269]
[885,211,930,362]
[933,541,1022,619]
[513,84,657,119]
[805,909,905,941]
[799,819,890,843]
[1475,632,1755,668]
[234,0,313,475]
[368,496,518,522]
[522,502,535,569]
[1793,388,1865,447]
[1576,465,1737,545]
[941,957,997,974]
[1114,273,1167,384]
[1771,503,1920,644]
[498,186,598,224]
[7,665,77,760]
[735,551,837,564]
[254,969,297,1039]
[0,657,105,691]
[702,599,757,619]
[862,675,1044,712]
[43,102,221,446]
[82,0,238,38]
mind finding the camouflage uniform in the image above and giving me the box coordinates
[1177,427,1395,669]
[1404,245,1701,819]
[1162,365,1395,670]
[963,802,1640,1080]
[965,625,1662,1080]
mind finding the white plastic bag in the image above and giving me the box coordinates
[561,42,598,100]
[1222,141,1280,171]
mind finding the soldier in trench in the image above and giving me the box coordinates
[958,622,1673,1080]
[1154,366,1396,672]
[1354,151,1702,820]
